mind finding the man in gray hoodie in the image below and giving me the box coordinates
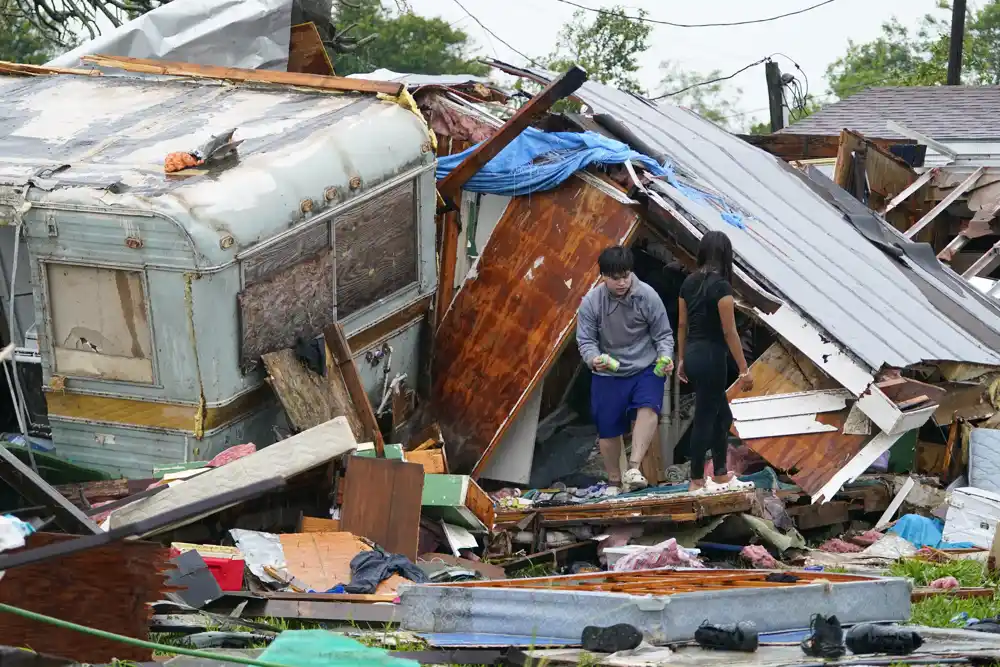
[577,246,674,493]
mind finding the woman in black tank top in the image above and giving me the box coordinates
[677,231,754,495]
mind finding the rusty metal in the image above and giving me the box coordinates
[432,175,640,475]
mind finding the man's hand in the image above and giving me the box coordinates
[654,356,674,377]
[591,356,610,372]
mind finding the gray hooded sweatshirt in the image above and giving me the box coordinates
[576,277,674,377]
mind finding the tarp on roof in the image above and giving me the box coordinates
[47,0,292,71]
[486,60,1000,372]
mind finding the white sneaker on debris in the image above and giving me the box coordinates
[603,485,621,497]
[622,468,648,492]
[706,476,755,494]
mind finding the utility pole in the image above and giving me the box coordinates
[947,0,967,85]
[765,61,784,133]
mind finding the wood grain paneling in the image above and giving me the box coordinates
[432,176,640,474]
[335,180,417,318]
[287,23,335,76]
[340,457,424,560]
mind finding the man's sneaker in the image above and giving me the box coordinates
[801,614,846,658]
[581,623,643,653]
[694,620,759,652]
[845,623,923,655]
[622,468,648,492]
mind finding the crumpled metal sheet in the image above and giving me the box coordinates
[47,0,293,71]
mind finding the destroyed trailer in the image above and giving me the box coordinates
[0,64,437,478]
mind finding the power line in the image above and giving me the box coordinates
[450,0,541,66]
[553,0,840,28]
[652,57,770,100]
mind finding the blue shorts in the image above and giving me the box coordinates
[590,364,666,439]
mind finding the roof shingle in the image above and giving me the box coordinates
[780,86,1000,140]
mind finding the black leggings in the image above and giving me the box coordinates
[686,341,732,480]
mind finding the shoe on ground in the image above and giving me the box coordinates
[694,620,759,652]
[581,623,643,654]
[622,468,648,492]
[705,474,755,494]
[801,614,846,658]
[845,623,923,655]
[603,484,621,497]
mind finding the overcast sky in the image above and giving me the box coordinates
[407,0,940,129]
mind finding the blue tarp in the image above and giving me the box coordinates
[436,127,747,229]
[889,513,976,550]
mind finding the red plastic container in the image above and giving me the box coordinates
[170,545,245,591]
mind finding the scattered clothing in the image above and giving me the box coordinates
[695,621,759,653]
[849,530,884,547]
[765,572,799,583]
[295,336,325,376]
[612,538,703,571]
[0,514,34,552]
[582,623,643,654]
[343,550,427,594]
[741,545,779,569]
[664,462,691,484]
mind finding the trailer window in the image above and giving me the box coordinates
[46,264,154,383]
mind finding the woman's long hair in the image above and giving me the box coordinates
[696,230,734,285]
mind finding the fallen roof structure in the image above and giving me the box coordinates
[428,59,1000,501]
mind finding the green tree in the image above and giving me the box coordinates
[0,2,54,64]
[657,61,747,129]
[332,0,488,76]
[544,6,652,93]
[826,0,1000,99]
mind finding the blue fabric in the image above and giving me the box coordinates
[889,513,977,549]
[435,127,747,230]
[590,364,666,439]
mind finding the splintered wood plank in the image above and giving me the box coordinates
[340,457,424,559]
[288,22,335,76]
[432,175,640,474]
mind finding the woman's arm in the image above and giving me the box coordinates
[718,295,752,389]
[677,297,688,382]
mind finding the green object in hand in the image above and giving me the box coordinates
[654,356,673,377]
[597,354,620,372]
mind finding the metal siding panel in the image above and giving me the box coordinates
[432,176,639,474]
[48,418,189,478]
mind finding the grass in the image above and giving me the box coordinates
[888,558,1000,628]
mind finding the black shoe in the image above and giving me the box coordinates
[581,623,643,653]
[801,614,846,658]
[845,623,923,656]
[969,620,1000,634]
[694,620,759,652]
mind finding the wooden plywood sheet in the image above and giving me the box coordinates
[340,457,424,560]
[288,22,335,76]
[262,347,363,437]
[278,531,407,595]
[432,176,639,474]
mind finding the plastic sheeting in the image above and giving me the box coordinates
[890,513,976,549]
[436,127,666,197]
[47,0,293,71]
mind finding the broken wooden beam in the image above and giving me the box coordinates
[81,54,403,96]
[905,166,985,239]
[325,322,385,456]
[436,65,587,209]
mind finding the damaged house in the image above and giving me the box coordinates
[421,62,1000,509]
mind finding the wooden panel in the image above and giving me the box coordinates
[335,181,417,318]
[433,176,640,474]
[0,533,169,663]
[729,340,866,496]
[299,516,342,532]
[288,22,334,76]
[81,54,404,96]
[243,224,329,286]
[340,457,424,560]
[262,347,363,437]
[739,132,913,162]
[407,448,448,474]
[239,249,335,371]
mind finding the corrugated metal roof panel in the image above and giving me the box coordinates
[489,62,1000,370]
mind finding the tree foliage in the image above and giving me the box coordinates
[657,61,746,128]
[826,0,1000,99]
[544,5,652,94]
[0,0,54,63]
[331,0,488,76]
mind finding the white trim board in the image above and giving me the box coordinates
[734,414,839,440]
[756,305,935,437]
[730,389,852,421]
[813,430,904,504]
